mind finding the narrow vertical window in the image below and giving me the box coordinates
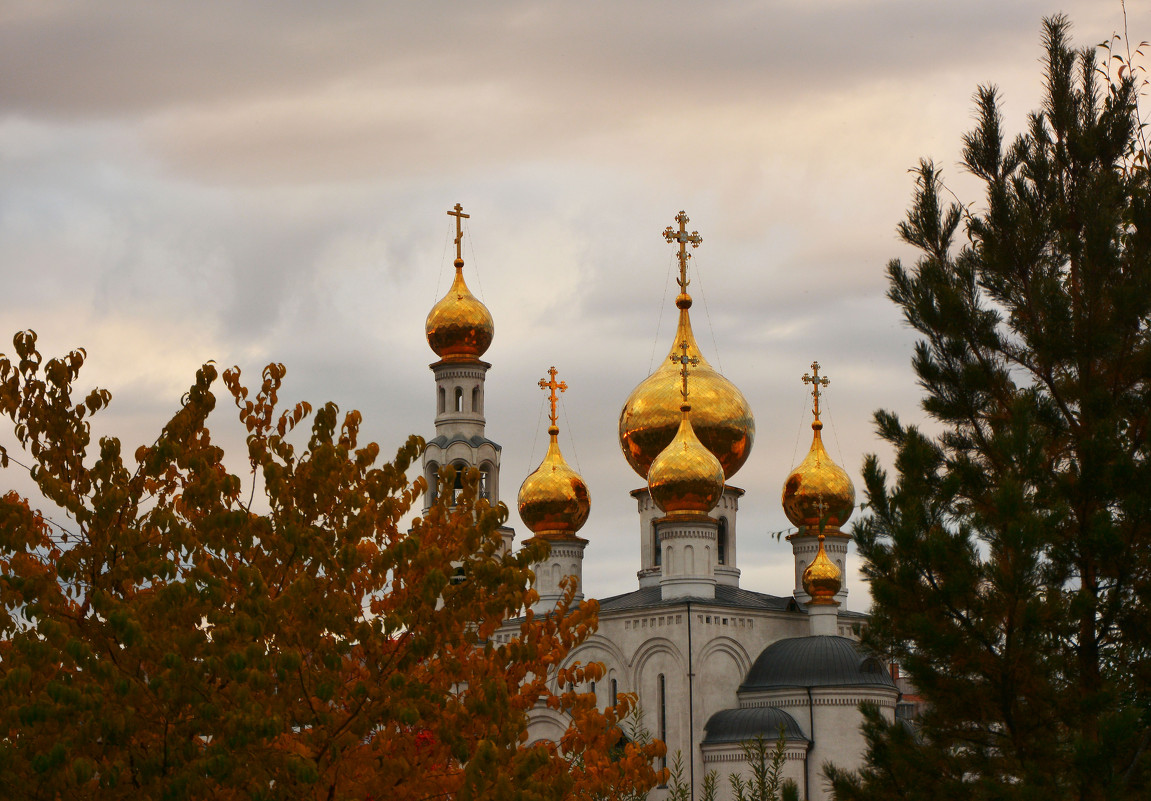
[455,387,464,412]
[611,678,618,707]
[658,673,667,772]
[451,461,465,504]
[653,525,662,567]
[717,517,728,566]
[438,387,446,414]
[472,385,480,412]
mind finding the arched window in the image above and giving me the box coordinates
[658,674,667,772]
[455,387,464,412]
[480,463,493,501]
[717,517,728,566]
[653,525,661,567]
[428,463,440,502]
[472,385,480,412]
[451,461,467,504]
[611,678,618,707]
[438,387,446,414]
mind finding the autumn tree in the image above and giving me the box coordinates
[827,15,1151,801]
[0,330,664,800]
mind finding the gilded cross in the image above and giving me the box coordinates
[813,497,829,536]
[447,203,470,261]
[669,339,700,403]
[538,366,567,429]
[802,361,830,420]
[663,210,702,291]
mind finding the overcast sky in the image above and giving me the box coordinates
[2,1,1145,607]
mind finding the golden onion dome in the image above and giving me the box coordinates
[782,419,855,531]
[802,534,842,605]
[647,403,725,517]
[619,294,755,480]
[518,425,591,539]
[425,258,495,361]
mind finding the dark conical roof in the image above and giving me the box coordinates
[702,706,808,745]
[741,635,896,692]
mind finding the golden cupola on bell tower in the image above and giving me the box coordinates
[782,361,855,607]
[518,368,591,612]
[421,205,510,558]
[425,204,495,362]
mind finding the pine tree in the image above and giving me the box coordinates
[826,15,1151,801]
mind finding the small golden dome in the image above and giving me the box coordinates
[619,298,755,479]
[782,420,855,531]
[803,534,842,605]
[647,404,725,517]
[425,258,495,361]
[518,426,591,539]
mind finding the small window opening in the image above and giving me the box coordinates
[717,517,728,565]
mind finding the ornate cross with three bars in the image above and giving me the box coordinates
[663,210,702,291]
[802,361,830,420]
[447,203,470,261]
[539,366,567,429]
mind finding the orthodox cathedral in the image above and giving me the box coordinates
[422,205,899,801]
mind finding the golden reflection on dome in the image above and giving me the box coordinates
[782,421,855,530]
[782,361,855,531]
[803,534,842,605]
[518,427,591,539]
[426,259,495,361]
[619,211,755,480]
[648,405,726,517]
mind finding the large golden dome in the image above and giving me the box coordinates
[802,534,842,605]
[619,294,755,479]
[647,403,725,517]
[518,425,591,539]
[426,258,495,361]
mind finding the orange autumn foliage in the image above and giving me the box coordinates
[0,331,664,801]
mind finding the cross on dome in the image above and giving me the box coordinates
[669,339,700,406]
[802,361,830,421]
[663,211,702,292]
[447,203,470,261]
[538,366,567,430]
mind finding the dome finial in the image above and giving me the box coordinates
[802,360,830,427]
[448,202,470,262]
[518,367,590,539]
[539,365,567,436]
[663,210,702,305]
[670,338,699,408]
[782,361,856,532]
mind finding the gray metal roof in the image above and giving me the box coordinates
[741,635,897,692]
[702,706,809,745]
[597,585,800,614]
